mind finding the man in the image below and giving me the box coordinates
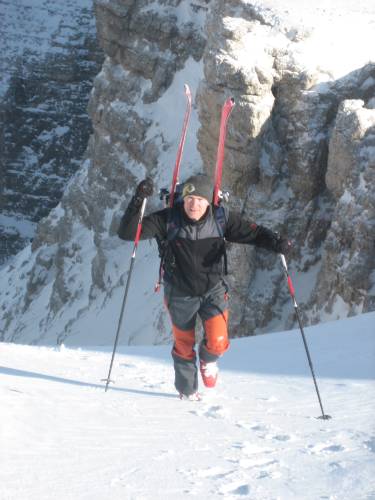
[118,174,291,400]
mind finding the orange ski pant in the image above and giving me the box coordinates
[164,281,230,395]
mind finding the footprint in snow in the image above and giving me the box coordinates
[120,362,138,369]
[307,442,345,454]
[236,421,269,433]
[143,381,166,389]
[364,437,375,453]
[238,457,279,470]
[329,461,344,471]
[190,405,229,419]
[257,468,282,480]
[196,466,232,479]
[136,374,165,389]
[177,466,233,484]
[266,433,291,442]
[257,396,279,403]
[231,441,274,456]
[235,422,290,443]
[219,481,251,496]
[249,423,269,432]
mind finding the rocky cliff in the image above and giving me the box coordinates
[0,0,374,345]
[0,0,103,265]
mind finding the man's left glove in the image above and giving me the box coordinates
[275,235,292,256]
[135,178,154,200]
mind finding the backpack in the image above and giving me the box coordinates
[154,204,228,292]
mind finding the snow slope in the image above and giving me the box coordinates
[1,312,374,500]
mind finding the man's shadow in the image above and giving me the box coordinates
[0,365,177,399]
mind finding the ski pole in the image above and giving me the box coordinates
[280,254,332,420]
[103,197,148,392]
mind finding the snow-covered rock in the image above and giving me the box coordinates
[313,99,375,317]
[0,0,374,345]
[196,1,375,336]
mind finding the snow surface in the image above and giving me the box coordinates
[1,312,374,500]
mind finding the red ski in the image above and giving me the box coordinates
[155,84,192,292]
[212,97,235,206]
[169,84,192,207]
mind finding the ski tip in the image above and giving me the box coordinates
[222,97,235,115]
[184,83,192,96]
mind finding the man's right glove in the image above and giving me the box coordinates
[256,226,292,256]
[135,178,154,201]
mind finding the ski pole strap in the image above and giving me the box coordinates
[155,262,164,293]
[133,198,147,255]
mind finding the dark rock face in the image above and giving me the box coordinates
[0,0,103,265]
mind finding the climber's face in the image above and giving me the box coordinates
[183,195,210,221]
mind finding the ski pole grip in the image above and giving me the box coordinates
[280,253,288,271]
[134,198,147,245]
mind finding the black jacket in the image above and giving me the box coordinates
[118,197,280,296]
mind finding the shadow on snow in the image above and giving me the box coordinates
[0,365,177,399]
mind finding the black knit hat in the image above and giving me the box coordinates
[182,174,212,201]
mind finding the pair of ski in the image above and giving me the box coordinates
[103,86,235,393]
[169,84,235,208]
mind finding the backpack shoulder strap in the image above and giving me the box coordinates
[213,205,228,275]
[155,205,181,292]
[213,205,227,238]
[166,204,183,241]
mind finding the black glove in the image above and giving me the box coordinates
[274,235,292,255]
[135,178,154,200]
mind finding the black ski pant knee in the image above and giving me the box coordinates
[164,281,229,396]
